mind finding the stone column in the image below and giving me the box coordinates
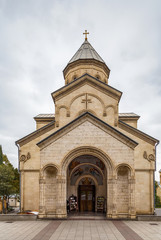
[39,178,45,217]
[129,177,136,219]
[56,175,67,218]
[112,178,117,218]
[20,170,24,212]
[107,178,117,218]
[150,170,154,214]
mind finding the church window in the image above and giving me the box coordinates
[73,76,77,80]
[96,75,101,80]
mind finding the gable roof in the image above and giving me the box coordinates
[118,120,159,145]
[15,120,55,147]
[37,112,138,149]
[51,73,122,102]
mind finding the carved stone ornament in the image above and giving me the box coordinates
[20,155,26,162]
[143,151,148,159]
[27,152,31,160]
[148,154,155,162]
[20,152,31,162]
[143,151,155,162]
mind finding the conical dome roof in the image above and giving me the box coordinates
[63,38,110,85]
[68,40,105,64]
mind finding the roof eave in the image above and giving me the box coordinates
[119,120,159,145]
[63,59,110,79]
[37,112,138,149]
[51,73,122,102]
[15,120,55,146]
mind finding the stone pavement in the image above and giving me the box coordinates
[155,208,161,216]
[0,220,161,240]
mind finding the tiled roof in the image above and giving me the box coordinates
[34,114,55,118]
[68,40,105,64]
[35,113,139,119]
[119,113,140,118]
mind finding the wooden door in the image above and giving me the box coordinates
[79,185,95,212]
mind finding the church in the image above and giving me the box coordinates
[16,31,159,219]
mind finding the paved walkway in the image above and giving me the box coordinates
[0,220,161,240]
[155,208,161,216]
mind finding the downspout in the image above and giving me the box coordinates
[15,142,21,212]
[154,141,159,213]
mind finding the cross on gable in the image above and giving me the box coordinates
[81,93,92,109]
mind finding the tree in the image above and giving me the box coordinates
[0,145,19,198]
[0,145,3,165]
[3,154,10,165]
[155,181,161,208]
[0,164,15,197]
[12,168,20,195]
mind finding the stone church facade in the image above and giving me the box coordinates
[16,33,159,219]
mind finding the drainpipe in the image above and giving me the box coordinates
[154,141,159,213]
[15,142,21,212]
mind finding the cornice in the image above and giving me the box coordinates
[16,120,55,147]
[37,112,138,150]
[63,59,110,78]
[118,120,159,145]
[51,74,122,102]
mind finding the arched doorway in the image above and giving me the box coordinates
[67,155,107,213]
[78,177,95,212]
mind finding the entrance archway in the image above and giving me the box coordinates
[67,154,107,213]
[78,177,95,212]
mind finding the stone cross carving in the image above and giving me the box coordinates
[81,93,92,109]
[83,30,89,40]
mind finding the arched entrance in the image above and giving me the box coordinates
[78,177,95,212]
[67,154,107,213]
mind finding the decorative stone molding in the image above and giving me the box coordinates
[39,179,45,184]
[103,111,107,116]
[20,152,31,162]
[20,155,26,161]
[66,110,70,117]
[61,146,114,175]
[56,179,66,184]
[143,151,155,162]
[56,121,59,127]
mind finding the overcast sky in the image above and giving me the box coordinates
[0,0,161,180]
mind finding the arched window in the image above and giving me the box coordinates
[73,75,77,81]
[95,75,101,80]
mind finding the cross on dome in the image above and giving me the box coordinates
[83,30,89,40]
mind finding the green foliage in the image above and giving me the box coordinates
[3,154,10,165]
[0,164,15,197]
[0,145,19,198]
[155,181,158,194]
[155,181,161,208]
[12,168,20,195]
[0,145,3,165]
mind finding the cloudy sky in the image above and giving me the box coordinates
[0,0,161,179]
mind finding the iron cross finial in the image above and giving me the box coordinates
[83,30,89,40]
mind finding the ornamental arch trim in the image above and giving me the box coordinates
[75,174,99,187]
[76,109,97,117]
[114,163,135,179]
[40,163,59,178]
[69,162,104,179]
[61,146,114,178]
